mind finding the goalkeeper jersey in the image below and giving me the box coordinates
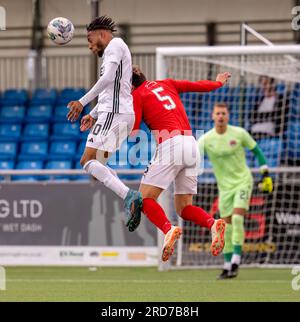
[198,125,257,191]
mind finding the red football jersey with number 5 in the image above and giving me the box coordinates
[132,78,222,143]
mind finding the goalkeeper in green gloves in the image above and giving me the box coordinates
[198,103,273,279]
[258,165,273,193]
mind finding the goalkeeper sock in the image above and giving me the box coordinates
[84,160,129,199]
[232,214,244,265]
[223,224,233,269]
[232,247,242,265]
[224,261,232,271]
[142,198,172,234]
[181,205,215,229]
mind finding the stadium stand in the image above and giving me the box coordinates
[26,105,53,123]
[0,84,297,180]
[12,160,44,181]
[0,124,22,141]
[0,142,17,160]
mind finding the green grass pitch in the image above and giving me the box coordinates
[0,267,299,302]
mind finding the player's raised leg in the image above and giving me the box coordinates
[175,194,225,257]
[81,146,142,230]
[139,183,182,262]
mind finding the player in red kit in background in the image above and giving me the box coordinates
[131,65,231,261]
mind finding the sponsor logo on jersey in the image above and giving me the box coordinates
[229,140,237,146]
[88,138,94,143]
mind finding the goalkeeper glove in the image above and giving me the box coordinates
[258,165,273,193]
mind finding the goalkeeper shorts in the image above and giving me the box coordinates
[218,181,253,218]
[141,135,200,194]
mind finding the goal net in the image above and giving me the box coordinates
[156,45,300,269]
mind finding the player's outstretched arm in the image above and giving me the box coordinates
[78,61,119,107]
[66,61,119,123]
[168,72,231,93]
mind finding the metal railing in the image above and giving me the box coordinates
[0,167,299,181]
[0,169,144,182]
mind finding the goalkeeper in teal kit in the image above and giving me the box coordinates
[198,102,273,279]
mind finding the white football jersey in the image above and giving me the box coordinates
[96,37,134,114]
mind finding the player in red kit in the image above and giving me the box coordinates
[131,65,231,261]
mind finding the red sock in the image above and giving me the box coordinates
[181,205,215,229]
[142,198,172,234]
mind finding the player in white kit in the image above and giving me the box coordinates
[66,16,141,231]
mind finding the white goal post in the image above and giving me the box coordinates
[156,45,300,270]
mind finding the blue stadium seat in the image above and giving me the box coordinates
[255,138,283,167]
[0,160,14,169]
[31,88,57,106]
[22,123,49,141]
[12,160,44,181]
[195,118,214,133]
[57,88,86,105]
[181,92,201,111]
[80,129,89,140]
[0,106,26,123]
[16,160,44,170]
[285,121,300,160]
[19,142,48,161]
[45,160,73,180]
[26,105,52,123]
[51,122,80,141]
[73,160,89,181]
[275,83,286,96]
[213,86,230,101]
[45,160,72,169]
[0,142,17,160]
[3,89,28,106]
[0,160,14,181]
[75,140,85,160]
[244,85,263,111]
[49,141,76,160]
[53,105,68,122]
[290,86,300,116]
[202,92,217,106]
[0,124,22,142]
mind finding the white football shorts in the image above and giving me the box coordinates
[86,112,135,153]
[142,135,201,194]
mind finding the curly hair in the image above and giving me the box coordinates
[86,15,117,32]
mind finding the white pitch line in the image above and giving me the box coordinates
[6,279,290,284]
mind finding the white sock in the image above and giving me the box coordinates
[231,254,241,265]
[224,262,232,271]
[84,160,129,199]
